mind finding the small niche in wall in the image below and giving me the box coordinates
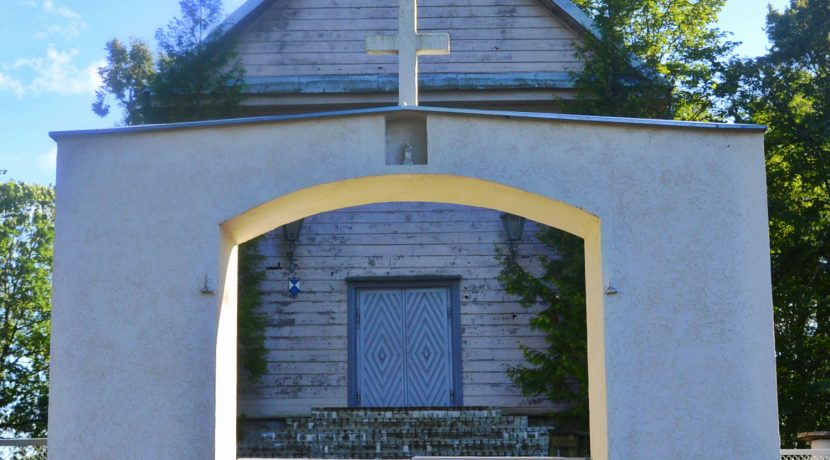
[385,113,428,165]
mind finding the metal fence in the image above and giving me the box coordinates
[0,439,47,460]
[782,449,830,460]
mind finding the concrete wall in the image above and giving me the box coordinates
[239,202,557,418]
[49,109,778,459]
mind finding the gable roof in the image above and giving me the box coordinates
[213,0,601,41]
[198,0,656,112]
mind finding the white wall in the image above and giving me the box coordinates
[49,109,778,459]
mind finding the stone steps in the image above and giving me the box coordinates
[238,407,550,459]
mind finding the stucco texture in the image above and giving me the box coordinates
[49,109,777,459]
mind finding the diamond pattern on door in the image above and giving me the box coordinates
[355,286,454,407]
[358,290,405,407]
[405,289,451,406]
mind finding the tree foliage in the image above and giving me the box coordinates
[238,238,267,381]
[151,0,245,122]
[498,231,587,433]
[92,38,156,125]
[0,180,54,436]
[93,0,244,125]
[720,0,830,446]
[569,0,734,120]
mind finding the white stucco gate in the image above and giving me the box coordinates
[49,106,779,459]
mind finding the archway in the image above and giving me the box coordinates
[216,174,606,459]
[49,107,778,460]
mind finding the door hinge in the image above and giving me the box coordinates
[356,391,361,405]
[447,305,452,319]
[450,388,456,404]
[355,308,360,325]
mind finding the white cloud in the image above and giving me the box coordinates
[42,0,79,19]
[32,0,85,40]
[38,147,57,173]
[2,45,103,97]
[0,72,25,98]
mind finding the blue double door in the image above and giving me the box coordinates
[352,286,459,407]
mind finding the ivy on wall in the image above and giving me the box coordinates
[238,237,267,380]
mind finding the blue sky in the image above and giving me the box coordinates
[1,0,788,186]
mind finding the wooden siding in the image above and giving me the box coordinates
[233,0,584,78]
[238,202,558,418]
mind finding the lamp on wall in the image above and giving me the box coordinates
[500,213,526,260]
[282,219,304,272]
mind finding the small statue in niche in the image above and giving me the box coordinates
[402,141,414,165]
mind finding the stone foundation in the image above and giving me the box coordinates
[239,407,550,458]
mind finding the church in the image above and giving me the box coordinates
[46,0,780,459]
[223,0,601,455]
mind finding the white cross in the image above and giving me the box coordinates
[365,0,451,106]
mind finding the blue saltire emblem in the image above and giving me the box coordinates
[288,277,301,297]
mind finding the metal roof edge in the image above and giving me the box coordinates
[546,0,601,36]
[50,106,765,141]
[49,107,402,140]
[209,0,271,38]
[408,106,766,131]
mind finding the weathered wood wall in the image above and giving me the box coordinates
[238,202,559,418]
[234,0,584,78]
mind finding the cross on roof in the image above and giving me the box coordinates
[365,0,451,107]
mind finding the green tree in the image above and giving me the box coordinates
[498,231,587,433]
[93,0,245,125]
[0,180,54,436]
[151,0,245,122]
[92,38,156,125]
[569,0,734,120]
[720,0,830,446]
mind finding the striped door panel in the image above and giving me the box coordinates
[357,290,406,407]
[405,288,452,406]
[355,287,453,407]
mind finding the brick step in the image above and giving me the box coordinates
[294,430,539,438]
[310,450,546,458]
[308,409,504,419]
[302,416,525,423]
[238,408,550,459]
[302,427,547,439]
[295,435,546,445]
[295,423,531,432]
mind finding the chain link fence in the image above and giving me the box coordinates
[0,439,47,460]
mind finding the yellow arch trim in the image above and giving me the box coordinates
[218,174,608,459]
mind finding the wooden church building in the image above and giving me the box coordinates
[223,0,591,115]
[225,0,599,456]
